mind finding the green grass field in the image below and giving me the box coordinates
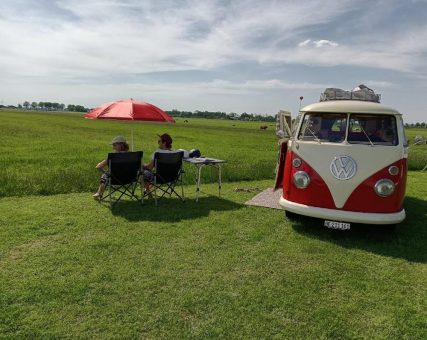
[0,110,426,197]
[0,110,278,197]
[0,109,426,338]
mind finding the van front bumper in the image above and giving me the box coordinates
[279,197,405,225]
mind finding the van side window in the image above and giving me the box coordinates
[298,113,347,143]
[348,115,398,146]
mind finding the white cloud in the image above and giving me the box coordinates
[298,39,339,48]
[0,0,426,121]
[298,39,311,47]
[0,0,360,79]
[313,40,339,48]
[1,0,426,79]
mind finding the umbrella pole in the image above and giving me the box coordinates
[131,125,134,151]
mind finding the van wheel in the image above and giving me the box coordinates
[375,224,397,232]
[285,210,299,220]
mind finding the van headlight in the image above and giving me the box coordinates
[293,171,310,189]
[374,179,395,197]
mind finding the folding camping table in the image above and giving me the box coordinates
[183,157,226,202]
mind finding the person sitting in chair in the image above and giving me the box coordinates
[142,133,174,191]
[93,136,129,199]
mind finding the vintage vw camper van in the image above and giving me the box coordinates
[275,86,408,229]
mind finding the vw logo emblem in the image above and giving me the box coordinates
[330,155,357,180]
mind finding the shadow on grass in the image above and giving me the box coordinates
[290,196,427,263]
[108,195,244,222]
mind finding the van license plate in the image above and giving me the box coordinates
[324,220,350,230]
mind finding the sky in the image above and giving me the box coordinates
[1,0,427,122]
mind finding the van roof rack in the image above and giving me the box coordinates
[320,84,381,103]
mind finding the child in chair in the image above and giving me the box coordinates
[93,136,129,199]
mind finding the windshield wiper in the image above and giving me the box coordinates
[359,125,374,146]
[304,126,321,143]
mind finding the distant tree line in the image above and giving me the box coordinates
[5,103,424,126]
[404,122,427,128]
[13,101,89,112]
[167,109,276,122]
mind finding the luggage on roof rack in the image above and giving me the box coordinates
[320,84,381,103]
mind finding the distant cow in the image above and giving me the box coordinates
[260,125,268,130]
[184,120,188,123]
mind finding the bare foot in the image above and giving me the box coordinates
[93,193,101,200]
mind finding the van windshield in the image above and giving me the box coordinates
[298,113,347,143]
[298,113,399,146]
[348,114,398,146]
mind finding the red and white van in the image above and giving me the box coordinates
[275,87,408,229]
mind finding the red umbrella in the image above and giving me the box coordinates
[85,99,174,122]
[85,99,174,150]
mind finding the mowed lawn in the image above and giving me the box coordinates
[0,110,426,338]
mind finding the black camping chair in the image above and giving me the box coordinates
[100,151,143,208]
[144,151,185,205]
